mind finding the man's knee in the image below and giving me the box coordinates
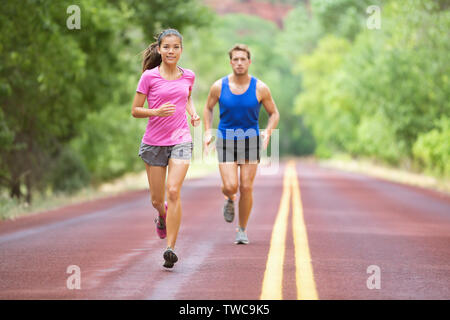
[222,182,238,196]
[239,184,253,195]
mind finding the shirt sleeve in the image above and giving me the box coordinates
[136,71,151,95]
[189,70,195,92]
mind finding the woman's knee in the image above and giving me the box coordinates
[151,198,164,209]
[166,185,180,202]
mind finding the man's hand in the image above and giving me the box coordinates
[203,130,216,157]
[261,129,270,150]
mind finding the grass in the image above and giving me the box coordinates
[319,153,450,194]
[2,155,448,221]
[0,161,218,221]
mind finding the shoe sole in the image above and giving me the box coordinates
[223,204,235,223]
[163,250,178,269]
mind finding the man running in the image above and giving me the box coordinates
[203,44,279,244]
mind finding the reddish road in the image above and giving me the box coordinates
[0,160,449,299]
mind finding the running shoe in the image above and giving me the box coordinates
[163,247,178,268]
[155,202,167,239]
[235,228,249,245]
[223,198,235,223]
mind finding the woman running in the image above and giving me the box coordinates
[131,29,200,268]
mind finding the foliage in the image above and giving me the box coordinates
[182,13,311,155]
[70,104,144,183]
[0,0,212,201]
[413,117,450,176]
[47,147,90,194]
[311,0,381,40]
[1,0,448,205]
[293,0,449,175]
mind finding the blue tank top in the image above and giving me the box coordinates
[218,76,261,140]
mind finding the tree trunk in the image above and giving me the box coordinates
[25,173,32,204]
[10,180,22,199]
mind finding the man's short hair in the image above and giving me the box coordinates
[228,44,251,60]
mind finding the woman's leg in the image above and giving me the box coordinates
[165,158,190,249]
[145,164,167,217]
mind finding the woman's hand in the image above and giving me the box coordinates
[156,103,176,117]
[190,114,200,127]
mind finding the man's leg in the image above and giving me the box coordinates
[219,162,238,223]
[218,162,239,201]
[238,163,258,230]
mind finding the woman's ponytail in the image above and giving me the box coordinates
[142,42,161,72]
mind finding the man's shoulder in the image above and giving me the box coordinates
[212,77,225,89]
[255,77,268,88]
[255,78,272,101]
[216,77,226,84]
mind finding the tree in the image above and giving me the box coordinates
[293,0,450,173]
[0,0,212,202]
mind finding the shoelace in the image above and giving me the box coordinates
[225,200,234,211]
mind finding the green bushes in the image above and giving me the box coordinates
[70,104,144,184]
[413,118,450,177]
[48,148,90,194]
[0,0,212,202]
[293,0,449,177]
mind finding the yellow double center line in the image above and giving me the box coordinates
[260,161,318,300]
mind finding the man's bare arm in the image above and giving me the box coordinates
[258,81,280,148]
[203,80,221,133]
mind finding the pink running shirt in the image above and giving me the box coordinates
[136,66,195,146]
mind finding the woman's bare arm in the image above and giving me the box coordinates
[131,92,175,118]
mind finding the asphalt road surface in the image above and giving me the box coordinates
[1,160,449,299]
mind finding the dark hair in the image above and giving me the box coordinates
[228,44,251,60]
[142,29,183,72]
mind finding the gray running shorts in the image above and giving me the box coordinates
[216,136,260,164]
[138,142,193,167]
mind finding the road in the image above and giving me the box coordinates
[0,160,449,299]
